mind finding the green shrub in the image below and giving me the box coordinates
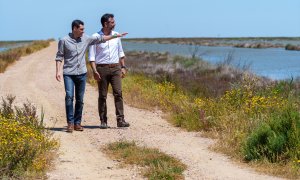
[243,107,300,162]
[0,96,58,178]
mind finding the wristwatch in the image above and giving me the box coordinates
[121,65,127,69]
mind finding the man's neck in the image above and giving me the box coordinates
[71,33,80,39]
[102,28,112,35]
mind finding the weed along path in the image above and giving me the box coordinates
[0,42,283,180]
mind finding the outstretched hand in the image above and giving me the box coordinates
[117,32,128,37]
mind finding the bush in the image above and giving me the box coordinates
[0,96,58,178]
[243,107,300,162]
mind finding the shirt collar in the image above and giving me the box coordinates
[69,33,82,41]
[98,30,114,36]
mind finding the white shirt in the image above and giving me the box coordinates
[88,30,125,64]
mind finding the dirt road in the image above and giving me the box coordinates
[0,42,282,179]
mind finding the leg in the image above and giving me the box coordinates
[111,67,129,127]
[63,75,75,132]
[74,73,86,126]
[111,67,124,119]
[97,66,109,124]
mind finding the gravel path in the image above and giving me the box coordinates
[0,42,283,180]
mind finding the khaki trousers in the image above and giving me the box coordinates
[96,65,124,122]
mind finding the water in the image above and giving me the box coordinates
[0,42,31,52]
[0,47,8,52]
[123,42,300,80]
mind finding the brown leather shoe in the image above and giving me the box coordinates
[99,121,108,129]
[117,119,130,127]
[74,124,84,131]
[66,123,74,133]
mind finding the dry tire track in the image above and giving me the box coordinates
[0,42,283,180]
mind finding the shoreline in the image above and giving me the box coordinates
[124,37,300,50]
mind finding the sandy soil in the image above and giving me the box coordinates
[0,42,283,180]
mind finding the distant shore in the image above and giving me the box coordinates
[124,37,300,51]
[0,40,32,47]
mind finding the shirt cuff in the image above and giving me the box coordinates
[119,52,125,58]
[55,57,63,61]
[89,57,95,61]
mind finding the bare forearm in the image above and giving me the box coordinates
[56,61,62,73]
[119,57,125,67]
[90,61,97,73]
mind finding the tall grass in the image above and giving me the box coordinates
[125,52,300,178]
[0,95,58,179]
[86,51,300,178]
[0,39,53,73]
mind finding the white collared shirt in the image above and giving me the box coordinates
[88,30,125,64]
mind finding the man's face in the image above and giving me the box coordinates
[73,24,84,38]
[105,17,115,31]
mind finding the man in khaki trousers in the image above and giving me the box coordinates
[89,13,129,129]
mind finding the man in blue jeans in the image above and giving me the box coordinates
[55,19,127,133]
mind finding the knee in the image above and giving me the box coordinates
[76,98,84,105]
[99,92,107,99]
[65,95,74,104]
[113,90,122,98]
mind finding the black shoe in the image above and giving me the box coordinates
[117,119,130,127]
[100,121,108,129]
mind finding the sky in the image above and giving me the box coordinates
[0,0,299,40]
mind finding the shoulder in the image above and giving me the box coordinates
[59,35,69,42]
[112,30,119,35]
[57,36,68,46]
[82,34,90,39]
[91,33,100,37]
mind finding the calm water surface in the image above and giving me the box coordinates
[0,47,7,52]
[123,42,300,80]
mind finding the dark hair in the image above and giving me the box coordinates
[71,19,84,30]
[101,13,114,27]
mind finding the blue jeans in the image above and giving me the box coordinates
[63,73,86,125]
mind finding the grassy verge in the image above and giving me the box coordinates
[0,95,58,179]
[86,51,300,178]
[104,141,186,179]
[0,39,53,73]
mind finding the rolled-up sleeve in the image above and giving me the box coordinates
[88,44,96,62]
[89,34,106,45]
[118,38,125,58]
[55,39,64,61]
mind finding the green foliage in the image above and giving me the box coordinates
[87,51,300,177]
[173,56,201,68]
[0,95,58,179]
[243,107,300,162]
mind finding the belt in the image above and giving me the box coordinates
[97,63,120,68]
